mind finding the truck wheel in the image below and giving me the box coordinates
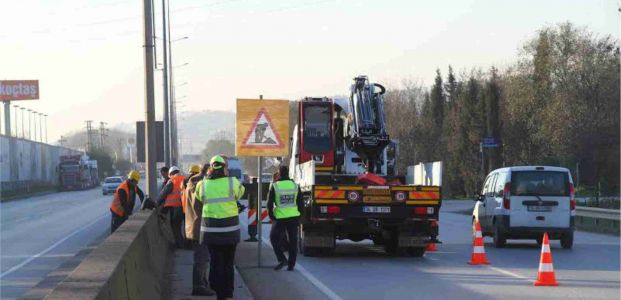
[560,231,573,249]
[299,225,318,257]
[407,247,426,257]
[493,224,506,248]
[383,234,398,255]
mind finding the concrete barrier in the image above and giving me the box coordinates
[44,210,173,300]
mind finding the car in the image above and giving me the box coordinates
[102,176,124,195]
[472,166,575,249]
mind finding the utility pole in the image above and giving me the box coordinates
[257,94,263,267]
[168,0,179,167]
[38,113,43,143]
[20,107,25,138]
[86,120,94,152]
[143,0,158,197]
[161,0,171,167]
[99,122,108,149]
[27,109,33,140]
[13,104,18,137]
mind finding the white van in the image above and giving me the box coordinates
[472,166,575,249]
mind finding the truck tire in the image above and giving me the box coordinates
[383,231,399,255]
[298,225,318,257]
[493,224,506,248]
[406,247,426,257]
[560,231,573,249]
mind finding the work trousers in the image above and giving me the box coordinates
[207,243,237,300]
[270,218,299,267]
[110,213,127,234]
[163,206,184,248]
[193,241,210,289]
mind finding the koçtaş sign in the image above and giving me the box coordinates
[0,80,39,101]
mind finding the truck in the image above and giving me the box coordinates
[289,76,442,257]
[59,154,99,190]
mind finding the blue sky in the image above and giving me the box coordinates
[1,0,618,142]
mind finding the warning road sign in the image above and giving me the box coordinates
[236,99,289,156]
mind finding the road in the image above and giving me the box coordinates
[0,188,113,299]
[246,200,620,300]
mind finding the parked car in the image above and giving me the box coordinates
[102,176,124,195]
[472,166,575,249]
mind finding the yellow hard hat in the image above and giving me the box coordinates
[128,170,141,182]
[189,164,200,173]
[210,155,226,169]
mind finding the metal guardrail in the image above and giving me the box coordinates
[576,206,620,221]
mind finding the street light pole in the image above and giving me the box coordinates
[142,0,158,197]
[27,109,32,140]
[44,114,48,143]
[19,107,25,138]
[13,105,19,138]
[39,113,44,142]
[161,0,171,167]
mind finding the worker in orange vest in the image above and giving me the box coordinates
[110,170,145,233]
[157,166,186,248]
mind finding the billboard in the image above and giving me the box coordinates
[136,121,165,163]
[236,99,289,157]
[0,80,39,101]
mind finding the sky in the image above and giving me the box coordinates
[0,0,619,145]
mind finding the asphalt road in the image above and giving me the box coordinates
[246,200,620,300]
[0,188,113,299]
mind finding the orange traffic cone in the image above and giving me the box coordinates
[426,242,438,252]
[534,232,559,286]
[467,220,490,265]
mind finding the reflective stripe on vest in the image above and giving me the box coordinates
[200,224,240,232]
[110,181,136,217]
[273,180,300,219]
[164,175,185,207]
[202,177,238,219]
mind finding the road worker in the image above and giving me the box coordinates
[194,155,245,300]
[267,165,303,271]
[182,163,216,296]
[180,164,202,249]
[160,166,170,190]
[157,166,185,248]
[109,170,145,233]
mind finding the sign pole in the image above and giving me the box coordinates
[257,94,263,267]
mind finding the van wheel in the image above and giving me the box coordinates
[560,231,573,249]
[471,218,477,240]
[493,225,506,248]
[406,247,426,257]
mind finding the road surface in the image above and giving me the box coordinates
[245,200,620,300]
[0,188,114,299]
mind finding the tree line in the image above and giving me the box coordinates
[384,23,620,197]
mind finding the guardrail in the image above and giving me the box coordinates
[576,206,620,220]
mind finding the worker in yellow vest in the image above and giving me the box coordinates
[109,170,145,233]
[157,166,186,248]
[267,166,303,271]
[194,155,245,299]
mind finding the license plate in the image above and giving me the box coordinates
[528,206,552,212]
[363,206,391,213]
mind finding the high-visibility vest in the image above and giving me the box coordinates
[164,174,185,207]
[200,177,241,234]
[273,179,300,219]
[110,181,137,217]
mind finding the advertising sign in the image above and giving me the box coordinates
[236,99,289,157]
[0,80,39,101]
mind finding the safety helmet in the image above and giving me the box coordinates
[210,155,226,169]
[128,170,141,182]
[189,164,201,174]
[168,166,180,175]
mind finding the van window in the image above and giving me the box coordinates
[494,172,505,197]
[511,171,569,196]
[486,174,498,196]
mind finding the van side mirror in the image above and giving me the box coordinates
[473,193,483,201]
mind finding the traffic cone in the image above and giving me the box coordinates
[534,232,559,286]
[426,242,438,252]
[467,220,490,265]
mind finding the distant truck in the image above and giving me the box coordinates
[58,155,99,191]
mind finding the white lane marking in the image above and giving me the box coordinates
[2,254,75,259]
[259,235,343,300]
[486,265,534,283]
[0,213,108,279]
[239,215,343,300]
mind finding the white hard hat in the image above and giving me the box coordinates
[168,166,180,175]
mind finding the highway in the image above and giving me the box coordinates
[0,188,113,299]
[246,200,620,300]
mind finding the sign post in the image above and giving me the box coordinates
[236,97,289,268]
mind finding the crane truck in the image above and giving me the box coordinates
[289,76,441,257]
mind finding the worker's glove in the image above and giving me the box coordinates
[237,202,247,213]
[141,197,156,210]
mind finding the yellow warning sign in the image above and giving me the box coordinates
[236,99,289,157]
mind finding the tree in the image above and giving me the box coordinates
[201,138,235,163]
